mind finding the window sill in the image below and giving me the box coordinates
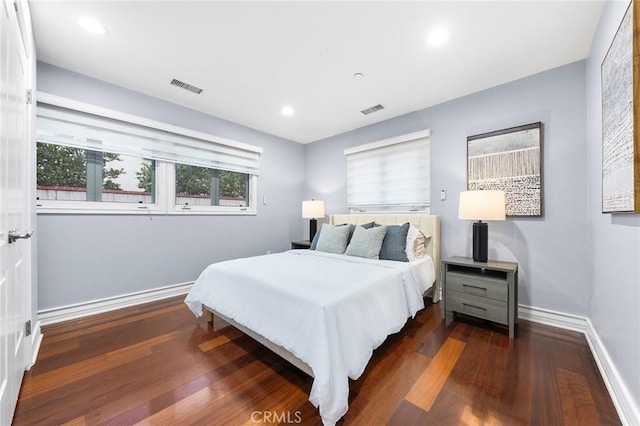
[36,205,256,216]
[168,207,256,216]
[36,205,165,215]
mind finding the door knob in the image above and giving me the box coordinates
[8,230,33,244]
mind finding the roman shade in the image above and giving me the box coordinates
[36,94,262,176]
[345,129,430,209]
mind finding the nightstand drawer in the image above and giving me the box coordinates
[445,271,507,302]
[446,291,508,325]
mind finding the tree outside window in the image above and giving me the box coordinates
[36,143,151,203]
[136,162,248,206]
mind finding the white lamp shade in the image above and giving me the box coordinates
[458,190,506,221]
[302,200,325,219]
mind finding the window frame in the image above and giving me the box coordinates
[36,93,260,216]
[167,163,257,215]
[36,158,166,214]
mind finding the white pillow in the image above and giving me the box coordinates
[406,224,430,261]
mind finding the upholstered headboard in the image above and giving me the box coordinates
[330,214,441,299]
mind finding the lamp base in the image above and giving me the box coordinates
[472,221,488,262]
[309,218,318,242]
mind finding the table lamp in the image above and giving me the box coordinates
[458,190,506,262]
[302,199,325,241]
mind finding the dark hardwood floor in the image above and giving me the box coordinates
[13,296,620,425]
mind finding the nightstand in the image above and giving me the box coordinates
[291,240,311,250]
[442,256,519,338]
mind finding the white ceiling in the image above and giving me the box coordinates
[30,1,604,144]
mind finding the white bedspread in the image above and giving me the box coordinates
[184,250,433,426]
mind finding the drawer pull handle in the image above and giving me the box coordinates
[462,303,486,311]
[462,284,486,291]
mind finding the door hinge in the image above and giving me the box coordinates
[26,89,32,104]
[25,320,31,336]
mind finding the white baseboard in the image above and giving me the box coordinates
[518,304,589,333]
[519,304,639,426]
[584,318,640,426]
[38,281,194,326]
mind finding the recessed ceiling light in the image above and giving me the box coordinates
[78,17,107,35]
[427,26,449,46]
[282,106,294,116]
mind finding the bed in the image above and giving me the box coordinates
[184,214,440,426]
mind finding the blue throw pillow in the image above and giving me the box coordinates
[311,223,355,250]
[310,227,321,249]
[379,223,410,262]
[315,224,352,254]
[311,222,374,249]
[344,225,387,259]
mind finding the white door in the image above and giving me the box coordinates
[0,0,32,423]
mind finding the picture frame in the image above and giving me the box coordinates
[601,0,640,214]
[467,122,543,217]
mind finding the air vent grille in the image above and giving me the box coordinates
[170,78,203,94]
[360,104,384,115]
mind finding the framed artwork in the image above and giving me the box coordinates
[467,122,543,216]
[601,0,640,213]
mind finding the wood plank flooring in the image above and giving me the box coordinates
[13,296,620,425]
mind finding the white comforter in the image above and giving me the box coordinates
[184,250,432,425]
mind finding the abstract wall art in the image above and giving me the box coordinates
[467,122,543,217]
[601,0,640,214]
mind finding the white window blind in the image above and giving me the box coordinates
[345,130,430,210]
[36,96,262,176]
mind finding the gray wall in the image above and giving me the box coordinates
[586,0,640,414]
[306,61,589,316]
[37,63,305,309]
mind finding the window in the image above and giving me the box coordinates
[35,93,262,214]
[37,143,156,204]
[345,130,430,212]
[174,164,249,210]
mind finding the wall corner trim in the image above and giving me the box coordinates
[27,321,43,370]
[38,281,194,327]
[520,304,640,426]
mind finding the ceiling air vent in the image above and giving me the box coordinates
[170,78,204,94]
[360,104,384,115]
